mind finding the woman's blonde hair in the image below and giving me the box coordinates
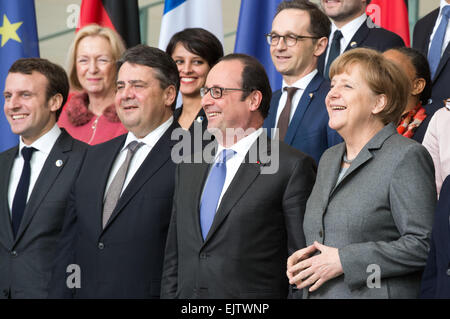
[67,24,126,90]
[329,47,411,125]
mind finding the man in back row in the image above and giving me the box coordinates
[319,0,405,78]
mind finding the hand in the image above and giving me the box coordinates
[287,241,344,292]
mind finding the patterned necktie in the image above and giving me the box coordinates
[428,6,450,79]
[102,141,144,228]
[199,149,236,239]
[277,87,298,141]
[324,30,343,80]
[11,147,36,237]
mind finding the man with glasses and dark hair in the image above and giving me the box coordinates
[161,53,316,299]
[49,45,180,298]
[264,0,341,165]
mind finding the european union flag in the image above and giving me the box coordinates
[234,0,282,92]
[0,0,39,152]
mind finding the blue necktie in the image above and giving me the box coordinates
[324,30,343,80]
[11,147,36,238]
[199,149,235,239]
[428,6,450,79]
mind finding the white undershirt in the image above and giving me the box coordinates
[275,70,318,127]
[427,0,450,58]
[203,128,263,211]
[8,124,62,213]
[104,116,173,199]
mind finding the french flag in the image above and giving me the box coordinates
[158,0,224,50]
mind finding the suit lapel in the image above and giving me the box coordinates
[284,74,323,145]
[102,122,178,231]
[345,23,370,52]
[13,131,73,243]
[434,42,450,83]
[0,147,19,248]
[329,124,397,198]
[202,134,269,245]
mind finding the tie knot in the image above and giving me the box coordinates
[333,30,343,41]
[127,141,144,154]
[284,87,298,98]
[217,149,236,164]
[443,6,450,18]
[21,147,35,162]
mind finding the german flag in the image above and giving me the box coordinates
[367,0,410,47]
[77,0,141,48]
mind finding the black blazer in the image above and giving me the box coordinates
[161,134,317,299]
[413,8,450,103]
[49,121,180,299]
[421,175,450,298]
[412,102,443,143]
[0,129,87,299]
[318,21,405,76]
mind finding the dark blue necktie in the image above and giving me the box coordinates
[11,147,36,238]
[199,149,235,239]
[428,6,450,79]
[324,30,343,80]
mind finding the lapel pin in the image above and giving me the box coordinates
[350,41,357,48]
[309,93,314,98]
[196,116,204,123]
[55,160,63,167]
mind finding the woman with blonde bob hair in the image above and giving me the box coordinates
[287,48,437,299]
[58,24,127,144]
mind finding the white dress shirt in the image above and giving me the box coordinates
[324,13,367,69]
[8,124,62,213]
[203,128,263,211]
[104,116,173,199]
[275,69,318,127]
[428,0,450,58]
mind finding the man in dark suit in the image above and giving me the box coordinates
[49,45,180,298]
[264,0,341,164]
[161,53,317,299]
[0,58,87,298]
[413,1,450,104]
[421,175,450,298]
[318,0,405,77]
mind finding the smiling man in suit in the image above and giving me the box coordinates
[0,58,87,298]
[161,53,317,299]
[413,0,450,104]
[49,45,180,298]
[264,0,341,165]
[319,0,405,78]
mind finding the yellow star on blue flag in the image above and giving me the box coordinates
[0,14,23,47]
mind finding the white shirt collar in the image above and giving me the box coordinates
[123,116,173,151]
[331,13,367,43]
[19,124,61,156]
[282,69,318,91]
[216,128,263,161]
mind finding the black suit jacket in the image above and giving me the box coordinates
[161,134,317,299]
[318,21,405,76]
[49,121,179,299]
[413,8,450,103]
[0,129,87,298]
[421,175,450,298]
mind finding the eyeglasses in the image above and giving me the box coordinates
[200,86,248,99]
[265,33,320,47]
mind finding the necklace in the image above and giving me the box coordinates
[343,153,354,164]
